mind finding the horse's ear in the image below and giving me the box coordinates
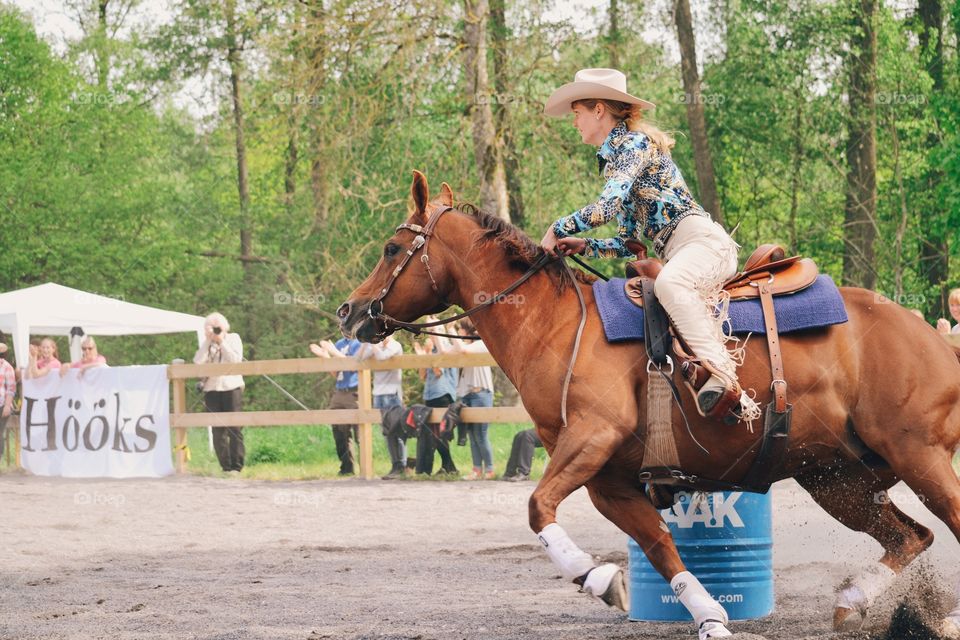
[439,182,454,207]
[411,170,429,222]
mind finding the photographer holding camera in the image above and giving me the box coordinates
[193,312,245,473]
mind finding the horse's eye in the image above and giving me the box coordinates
[384,243,400,258]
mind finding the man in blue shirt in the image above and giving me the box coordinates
[311,338,362,476]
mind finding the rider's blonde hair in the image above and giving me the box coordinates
[573,98,675,155]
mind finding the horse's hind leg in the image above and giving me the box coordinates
[878,446,960,636]
[795,464,934,631]
[585,475,735,639]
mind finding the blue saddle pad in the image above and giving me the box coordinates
[593,274,848,343]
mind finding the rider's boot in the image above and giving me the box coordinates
[696,367,760,424]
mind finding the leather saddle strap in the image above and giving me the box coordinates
[758,280,787,412]
[639,275,681,471]
[641,277,672,367]
[739,400,792,492]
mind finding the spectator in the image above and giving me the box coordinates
[61,336,107,378]
[311,337,362,476]
[445,317,495,480]
[412,323,459,476]
[194,312,245,473]
[27,337,61,379]
[936,289,960,335]
[358,336,406,479]
[502,429,543,482]
[0,343,15,458]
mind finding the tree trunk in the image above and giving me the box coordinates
[225,0,251,263]
[92,0,111,156]
[96,0,109,92]
[488,0,524,225]
[889,109,910,302]
[284,118,299,220]
[608,0,620,68]
[673,0,724,226]
[225,0,256,355]
[918,0,944,90]
[308,1,328,229]
[788,94,803,254]
[917,0,947,317]
[842,0,878,290]
[282,3,303,262]
[463,0,509,220]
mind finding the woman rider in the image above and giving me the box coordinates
[539,68,760,423]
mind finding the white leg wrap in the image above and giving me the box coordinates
[943,578,960,640]
[582,563,619,597]
[670,571,729,629]
[835,563,897,614]
[946,577,960,625]
[945,617,960,640]
[537,523,596,581]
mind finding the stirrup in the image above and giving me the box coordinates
[696,383,743,420]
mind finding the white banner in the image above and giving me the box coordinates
[20,365,173,478]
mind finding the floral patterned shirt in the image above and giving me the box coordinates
[552,121,710,258]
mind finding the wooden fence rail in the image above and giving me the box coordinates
[167,352,531,479]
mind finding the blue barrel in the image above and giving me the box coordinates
[628,490,774,621]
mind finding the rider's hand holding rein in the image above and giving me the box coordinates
[556,237,587,256]
[541,226,587,257]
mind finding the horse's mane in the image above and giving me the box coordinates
[453,202,597,289]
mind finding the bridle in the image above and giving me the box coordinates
[366,204,552,341]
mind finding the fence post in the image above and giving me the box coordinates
[172,376,188,473]
[357,368,373,479]
[14,385,21,469]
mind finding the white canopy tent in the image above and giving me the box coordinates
[0,283,205,367]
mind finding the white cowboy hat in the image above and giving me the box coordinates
[544,68,655,117]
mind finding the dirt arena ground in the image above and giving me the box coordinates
[1,474,958,640]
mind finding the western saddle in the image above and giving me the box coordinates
[623,241,818,417]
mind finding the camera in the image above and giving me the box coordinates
[212,326,222,335]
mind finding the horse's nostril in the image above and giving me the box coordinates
[337,302,351,320]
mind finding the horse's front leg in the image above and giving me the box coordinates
[528,421,632,610]
[585,474,734,640]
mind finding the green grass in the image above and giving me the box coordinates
[4,428,957,482]
[181,422,548,480]
[0,422,547,480]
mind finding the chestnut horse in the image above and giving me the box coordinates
[338,172,960,639]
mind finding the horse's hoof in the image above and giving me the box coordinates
[581,563,627,611]
[832,605,864,631]
[645,483,678,509]
[940,617,960,639]
[699,619,733,639]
